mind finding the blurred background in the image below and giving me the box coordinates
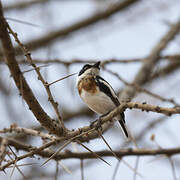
[1,0,180,179]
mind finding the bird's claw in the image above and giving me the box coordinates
[90,117,103,131]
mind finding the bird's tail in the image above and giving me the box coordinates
[118,112,128,138]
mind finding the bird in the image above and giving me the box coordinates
[77,61,128,138]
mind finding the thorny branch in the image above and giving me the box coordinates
[7,21,66,132]
[0,99,179,171]
[0,2,64,136]
[0,138,7,165]
[0,125,56,141]
[1,7,180,167]
[1,101,179,142]
[0,0,180,178]
[1,134,180,168]
[20,147,180,159]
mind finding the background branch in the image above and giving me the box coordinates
[0,3,63,136]
[0,0,180,179]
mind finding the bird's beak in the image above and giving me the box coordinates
[93,61,101,69]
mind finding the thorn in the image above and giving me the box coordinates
[76,140,111,166]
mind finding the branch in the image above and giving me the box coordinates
[12,0,140,54]
[150,60,180,81]
[123,102,180,116]
[1,99,179,169]
[36,147,180,160]
[3,136,180,160]
[105,68,179,106]
[1,1,180,149]
[0,2,63,136]
[3,0,49,12]
[0,125,56,141]
[1,102,180,147]
[15,57,144,65]
[0,140,56,171]
[119,18,180,101]
[7,22,66,131]
[1,54,179,66]
[0,138,7,165]
[0,128,97,171]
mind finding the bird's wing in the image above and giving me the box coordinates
[95,76,128,138]
[95,75,120,106]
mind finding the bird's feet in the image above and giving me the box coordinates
[90,112,110,130]
[90,117,102,130]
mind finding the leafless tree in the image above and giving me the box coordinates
[0,0,180,179]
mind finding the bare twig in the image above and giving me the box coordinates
[55,161,59,180]
[46,72,77,86]
[119,17,180,101]
[129,116,166,145]
[0,54,179,65]
[133,157,140,180]
[5,17,41,28]
[2,137,180,167]
[106,68,179,106]
[0,138,7,165]
[58,161,72,174]
[98,130,120,161]
[6,24,66,132]
[168,157,177,180]
[111,161,121,180]
[12,0,140,54]
[36,147,180,159]
[150,61,180,81]
[41,140,73,167]
[0,140,56,171]
[1,102,179,149]
[98,131,142,177]
[21,64,49,74]
[76,140,111,166]
[122,102,180,116]
[41,128,96,166]
[0,125,56,141]
[8,146,27,180]
[16,58,144,65]
[0,5,63,135]
[80,159,84,180]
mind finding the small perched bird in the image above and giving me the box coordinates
[77,61,128,138]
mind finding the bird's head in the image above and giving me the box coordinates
[78,61,101,78]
